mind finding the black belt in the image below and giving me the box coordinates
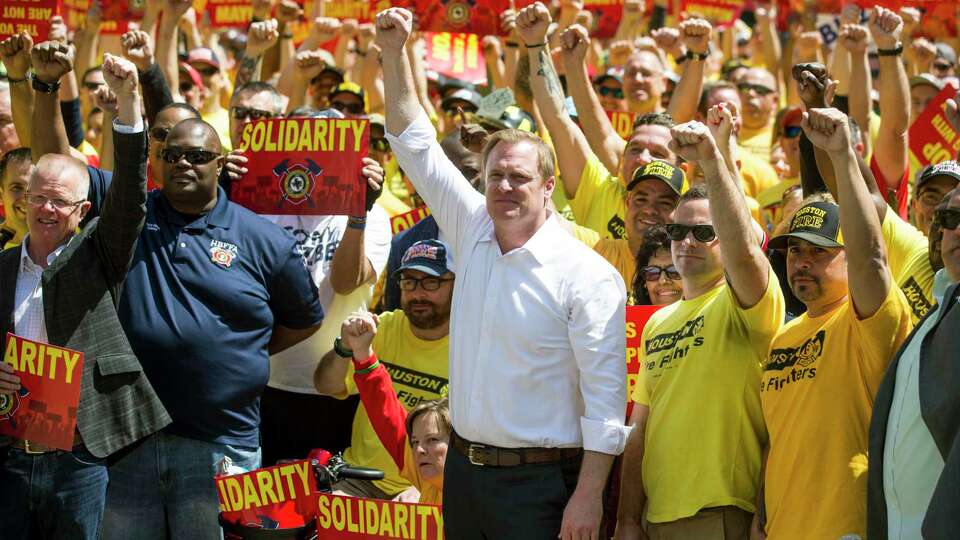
[451,431,582,467]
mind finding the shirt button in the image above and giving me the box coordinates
[179,242,186,248]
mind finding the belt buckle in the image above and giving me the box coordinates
[467,444,487,466]
[23,440,45,455]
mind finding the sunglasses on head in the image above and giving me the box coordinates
[160,147,221,165]
[598,86,625,99]
[149,126,170,142]
[331,101,365,115]
[737,82,775,96]
[642,264,681,282]
[934,208,960,230]
[783,125,803,138]
[370,137,390,152]
[664,223,717,243]
[231,106,274,121]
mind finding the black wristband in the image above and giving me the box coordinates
[684,48,710,61]
[31,73,61,94]
[524,42,546,48]
[505,41,520,48]
[333,337,354,358]
[876,43,903,56]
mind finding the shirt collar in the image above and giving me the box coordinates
[482,211,562,264]
[19,234,72,270]
[157,185,232,230]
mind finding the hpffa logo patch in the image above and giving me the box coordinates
[210,239,239,268]
[0,386,29,430]
[273,158,322,206]
[444,0,473,26]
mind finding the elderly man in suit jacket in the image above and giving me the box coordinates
[868,186,960,540]
[0,53,169,540]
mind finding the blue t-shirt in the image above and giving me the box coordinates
[84,165,111,228]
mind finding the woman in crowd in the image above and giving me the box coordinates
[631,226,682,306]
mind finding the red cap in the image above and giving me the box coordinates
[187,47,221,70]
[178,62,205,90]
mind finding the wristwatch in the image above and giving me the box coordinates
[333,337,354,358]
[31,73,62,94]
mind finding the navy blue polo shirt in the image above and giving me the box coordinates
[108,185,323,447]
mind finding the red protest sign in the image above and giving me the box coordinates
[1,333,84,451]
[316,493,444,539]
[405,0,507,36]
[908,83,960,168]
[679,0,744,29]
[582,1,624,39]
[606,110,637,141]
[204,0,253,27]
[232,117,370,216]
[217,459,319,528]
[0,0,61,41]
[390,206,432,235]
[626,305,663,419]
[423,32,486,86]
[320,0,376,21]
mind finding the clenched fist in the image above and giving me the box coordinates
[93,85,119,116]
[121,30,154,72]
[651,27,684,60]
[516,2,552,46]
[246,19,280,58]
[868,7,903,50]
[30,40,74,84]
[560,25,590,66]
[102,53,139,95]
[0,32,33,80]
[375,8,413,54]
[680,18,712,56]
[839,24,869,54]
[801,108,852,155]
[668,121,720,163]
[294,49,331,81]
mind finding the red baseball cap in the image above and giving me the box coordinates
[187,47,221,70]
[178,62,205,90]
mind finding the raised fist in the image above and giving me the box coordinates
[795,31,823,56]
[48,16,68,44]
[93,85,119,116]
[755,3,776,25]
[607,39,634,67]
[907,38,937,67]
[792,62,836,109]
[374,8,413,52]
[293,49,329,81]
[251,0,274,20]
[801,107,852,154]
[246,19,279,58]
[340,18,359,37]
[276,0,303,24]
[868,7,903,50]
[680,17,712,55]
[706,101,739,145]
[516,2,552,46]
[357,23,376,50]
[560,25,590,66]
[839,24,869,54]
[102,53,139,95]
[163,0,194,24]
[311,17,342,43]
[30,40,74,84]
[501,9,519,40]
[481,35,502,57]
[623,0,645,20]
[652,27,684,59]
[839,3,861,26]
[341,312,379,357]
[898,6,920,36]
[0,32,33,80]
[668,121,719,163]
[121,30,155,72]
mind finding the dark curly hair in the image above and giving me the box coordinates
[631,226,674,305]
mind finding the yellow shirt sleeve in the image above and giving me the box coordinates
[568,153,627,239]
[726,267,785,359]
[851,283,913,377]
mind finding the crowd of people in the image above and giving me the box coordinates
[1,0,960,538]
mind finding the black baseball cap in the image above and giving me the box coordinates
[441,88,482,113]
[393,240,454,278]
[626,160,685,195]
[916,161,960,195]
[769,201,844,249]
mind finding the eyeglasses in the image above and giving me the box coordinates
[641,264,681,282]
[737,82,775,96]
[331,100,364,115]
[934,208,960,230]
[598,86,624,99]
[398,276,453,291]
[149,126,170,142]
[370,137,390,152]
[231,106,274,121]
[159,147,221,165]
[664,223,717,243]
[25,193,84,211]
[783,125,802,138]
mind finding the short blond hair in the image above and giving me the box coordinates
[405,398,451,440]
[480,129,556,184]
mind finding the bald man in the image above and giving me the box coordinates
[736,67,780,162]
[0,55,169,540]
[99,116,326,538]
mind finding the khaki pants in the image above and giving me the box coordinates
[647,506,753,540]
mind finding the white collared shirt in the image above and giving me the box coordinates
[386,112,631,454]
[14,237,70,343]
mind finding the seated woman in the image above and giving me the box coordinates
[341,311,448,505]
[631,226,682,306]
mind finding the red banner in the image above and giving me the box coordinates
[0,0,61,41]
[678,0,744,29]
[908,83,960,169]
[606,110,637,141]
[232,118,370,216]
[390,206,431,235]
[626,305,663,419]
[204,0,253,27]
[1,333,83,451]
[217,459,319,528]
[316,493,444,539]
[423,32,486,85]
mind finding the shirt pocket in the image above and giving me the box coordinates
[96,353,143,376]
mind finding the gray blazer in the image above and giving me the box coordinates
[0,129,170,458]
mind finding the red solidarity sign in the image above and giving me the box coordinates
[423,32,486,85]
[625,305,663,419]
[316,493,444,539]
[0,0,61,41]
[1,333,84,451]
[908,83,960,169]
[217,459,319,529]
[232,118,370,216]
[679,0,744,29]
[390,206,432,235]
[606,110,637,141]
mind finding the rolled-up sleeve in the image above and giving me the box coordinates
[569,269,632,455]
[384,112,485,250]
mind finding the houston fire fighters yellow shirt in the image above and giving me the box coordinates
[633,270,783,523]
[569,153,628,240]
[341,310,449,496]
[761,284,912,539]
[882,207,936,321]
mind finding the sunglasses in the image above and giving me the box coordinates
[783,125,803,138]
[160,147,221,165]
[331,101,365,115]
[934,208,960,230]
[398,276,453,291]
[179,81,196,94]
[737,82,775,96]
[149,126,170,142]
[598,86,625,99]
[664,223,717,243]
[641,264,681,282]
[196,66,218,77]
[370,137,390,152]
[231,106,274,121]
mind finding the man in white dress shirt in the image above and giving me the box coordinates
[377,7,631,539]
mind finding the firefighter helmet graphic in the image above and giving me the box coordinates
[0,386,29,430]
[443,0,475,27]
[273,158,323,206]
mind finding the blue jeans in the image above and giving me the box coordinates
[100,432,260,540]
[0,444,108,540]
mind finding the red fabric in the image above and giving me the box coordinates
[869,154,909,220]
[85,152,100,168]
[353,354,409,471]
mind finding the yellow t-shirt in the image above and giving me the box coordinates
[569,153,628,240]
[739,122,775,163]
[202,107,232,151]
[633,270,784,523]
[738,150,779,199]
[882,207,936,321]
[756,177,800,235]
[567,223,636,287]
[399,437,443,505]
[341,311,450,496]
[761,285,913,540]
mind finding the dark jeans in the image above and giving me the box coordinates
[443,443,582,540]
[0,445,108,540]
[259,386,359,466]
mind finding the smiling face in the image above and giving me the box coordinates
[619,125,676,182]
[671,199,722,282]
[914,176,959,236]
[484,139,554,225]
[644,248,682,305]
[409,411,449,483]
[625,179,678,238]
[25,155,91,251]
[622,51,665,114]
[0,90,20,156]
[0,154,32,238]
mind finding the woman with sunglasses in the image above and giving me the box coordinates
[631,226,683,306]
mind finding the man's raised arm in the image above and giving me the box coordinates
[28,41,74,160]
